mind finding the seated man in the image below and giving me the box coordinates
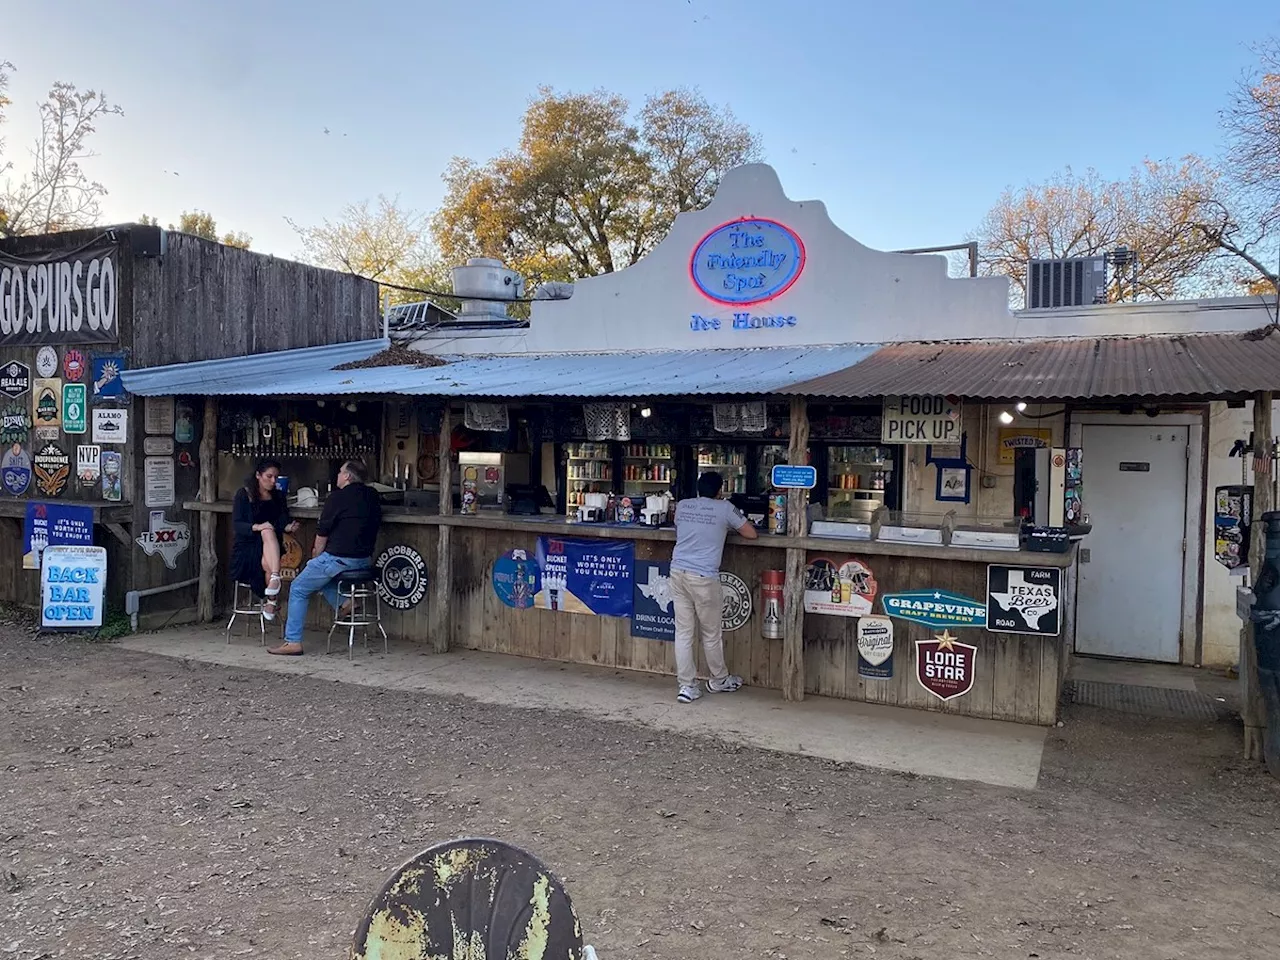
[269,459,382,656]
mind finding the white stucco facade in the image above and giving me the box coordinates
[417,163,1274,356]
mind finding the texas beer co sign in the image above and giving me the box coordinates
[915,629,977,701]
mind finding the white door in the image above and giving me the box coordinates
[1075,424,1188,662]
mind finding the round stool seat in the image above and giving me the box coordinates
[337,568,377,586]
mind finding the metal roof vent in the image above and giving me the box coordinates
[1025,257,1107,309]
[451,257,525,324]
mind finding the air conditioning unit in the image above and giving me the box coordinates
[1025,257,1107,309]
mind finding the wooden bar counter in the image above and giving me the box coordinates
[189,503,1075,725]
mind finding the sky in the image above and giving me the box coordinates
[1,0,1277,265]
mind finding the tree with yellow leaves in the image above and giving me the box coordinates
[432,86,761,285]
[973,158,1223,303]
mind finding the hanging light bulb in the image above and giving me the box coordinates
[1015,401,1028,413]
[998,410,1014,425]
[640,407,652,419]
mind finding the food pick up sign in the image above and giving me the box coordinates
[880,396,962,444]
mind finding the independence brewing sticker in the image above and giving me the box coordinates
[881,590,986,628]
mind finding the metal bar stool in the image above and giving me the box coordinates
[226,581,276,644]
[327,568,388,660]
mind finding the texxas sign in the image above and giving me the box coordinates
[135,511,191,570]
[880,396,962,444]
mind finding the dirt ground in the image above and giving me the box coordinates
[2,630,1279,960]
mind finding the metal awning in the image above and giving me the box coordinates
[119,330,1280,403]
[780,330,1280,400]
[120,339,392,396]
[120,342,882,398]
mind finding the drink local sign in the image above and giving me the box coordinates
[881,396,963,444]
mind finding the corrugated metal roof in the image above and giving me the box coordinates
[782,331,1280,400]
[121,330,1280,402]
[121,343,882,398]
[121,339,392,396]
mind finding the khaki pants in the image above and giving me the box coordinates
[671,568,728,688]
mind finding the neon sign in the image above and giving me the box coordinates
[690,312,797,332]
[690,218,805,306]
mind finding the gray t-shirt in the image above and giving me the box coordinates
[671,497,748,578]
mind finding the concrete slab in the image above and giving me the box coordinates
[1069,655,1200,691]
[117,626,1047,790]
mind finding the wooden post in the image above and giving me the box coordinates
[429,404,453,654]
[197,396,219,622]
[781,396,810,701]
[1244,391,1272,760]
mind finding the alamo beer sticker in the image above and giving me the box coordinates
[986,565,1062,636]
[916,630,977,701]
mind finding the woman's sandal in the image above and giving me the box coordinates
[264,573,282,597]
[262,598,278,621]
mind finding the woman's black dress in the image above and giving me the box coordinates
[230,487,292,595]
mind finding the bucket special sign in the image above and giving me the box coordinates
[0,245,120,345]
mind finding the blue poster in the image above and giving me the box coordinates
[632,560,675,641]
[535,537,633,617]
[23,501,94,570]
[91,355,126,399]
[492,548,541,609]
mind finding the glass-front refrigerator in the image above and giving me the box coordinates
[827,445,894,522]
[696,443,746,494]
[757,444,790,491]
[565,442,613,517]
[622,442,677,498]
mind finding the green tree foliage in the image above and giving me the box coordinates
[432,86,762,284]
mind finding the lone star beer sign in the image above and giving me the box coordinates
[915,629,977,702]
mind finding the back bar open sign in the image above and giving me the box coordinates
[881,396,963,444]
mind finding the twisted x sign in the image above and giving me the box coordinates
[135,510,191,570]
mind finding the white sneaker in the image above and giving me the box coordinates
[677,684,703,703]
[707,674,744,693]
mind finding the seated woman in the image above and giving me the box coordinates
[230,460,299,620]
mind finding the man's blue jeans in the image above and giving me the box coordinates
[284,552,372,644]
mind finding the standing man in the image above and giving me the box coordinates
[269,460,382,656]
[670,471,758,703]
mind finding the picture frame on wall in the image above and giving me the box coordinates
[927,433,971,504]
[936,465,970,503]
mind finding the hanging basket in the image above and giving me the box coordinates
[464,402,510,433]
[584,402,630,441]
[713,402,768,434]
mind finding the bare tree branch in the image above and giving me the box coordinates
[1,81,122,236]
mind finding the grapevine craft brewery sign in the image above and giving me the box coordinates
[0,246,120,345]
